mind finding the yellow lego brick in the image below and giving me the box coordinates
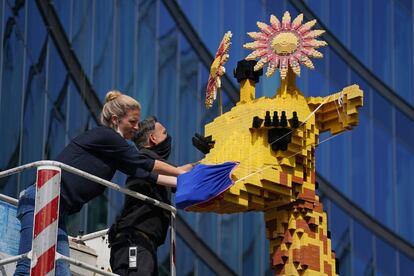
[244,184,262,196]
[228,185,241,196]
[260,167,280,183]
[262,180,292,196]
[251,195,265,206]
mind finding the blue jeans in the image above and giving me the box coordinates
[14,184,70,276]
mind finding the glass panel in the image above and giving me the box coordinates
[376,237,397,275]
[21,39,48,187]
[372,93,395,230]
[134,0,157,118]
[305,47,330,97]
[220,214,241,273]
[175,235,207,275]
[178,46,201,163]
[304,0,329,26]
[87,192,108,232]
[329,201,350,252]
[92,0,114,100]
[71,0,93,79]
[44,96,68,161]
[351,74,372,212]
[52,0,72,39]
[200,0,221,54]
[195,213,219,275]
[157,5,178,163]
[26,1,46,63]
[352,221,374,275]
[327,202,352,275]
[395,110,414,243]
[350,0,370,66]
[66,212,82,237]
[223,0,244,89]
[20,13,48,188]
[178,0,201,32]
[242,212,265,275]
[351,111,372,210]
[0,5,25,197]
[67,81,91,138]
[328,50,350,93]
[399,251,414,276]
[328,133,351,195]
[113,0,136,93]
[329,0,348,47]
[394,0,413,104]
[371,0,393,89]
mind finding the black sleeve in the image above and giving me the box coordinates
[112,145,158,183]
[74,127,158,183]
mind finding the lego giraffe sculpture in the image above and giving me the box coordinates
[190,12,363,275]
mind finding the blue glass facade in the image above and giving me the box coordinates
[0,0,413,275]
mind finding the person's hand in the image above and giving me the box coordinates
[154,160,185,176]
[177,163,193,172]
[178,161,200,172]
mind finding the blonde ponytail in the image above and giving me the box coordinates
[100,90,141,129]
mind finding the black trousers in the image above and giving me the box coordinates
[110,232,158,276]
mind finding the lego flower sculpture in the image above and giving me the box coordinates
[205,31,232,108]
[244,12,327,79]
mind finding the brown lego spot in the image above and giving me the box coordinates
[280,172,288,185]
[297,188,316,201]
[313,201,324,213]
[320,230,328,255]
[324,261,332,276]
[282,228,293,245]
[272,247,288,266]
[292,175,304,185]
[307,216,317,228]
[292,248,303,264]
[305,244,321,271]
[296,219,316,239]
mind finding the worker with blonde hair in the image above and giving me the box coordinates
[14,90,185,275]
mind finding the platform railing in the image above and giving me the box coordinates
[0,160,177,276]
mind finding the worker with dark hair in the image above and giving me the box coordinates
[109,116,193,275]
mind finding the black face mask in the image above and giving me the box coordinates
[148,135,172,160]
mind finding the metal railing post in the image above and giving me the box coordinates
[30,165,61,276]
[170,212,176,276]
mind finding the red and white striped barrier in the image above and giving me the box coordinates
[31,166,61,276]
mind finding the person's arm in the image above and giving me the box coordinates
[156,174,177,187]
[177,161,200,172]
[177,163,194,172]
[80,128,156,176]
[153,160,185,176]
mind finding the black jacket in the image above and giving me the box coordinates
[57,127,157,214]
[110,148,172,247]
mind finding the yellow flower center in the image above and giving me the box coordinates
[271,32,299,55]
